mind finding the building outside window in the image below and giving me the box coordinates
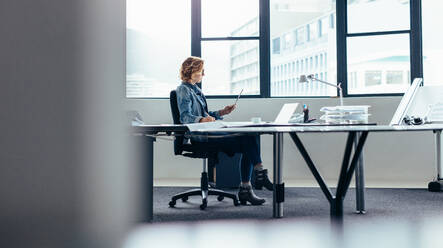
[127,0,428,98]
[202,0,259,96]
[126,0,190,98]
[422,0,443,86]
[347,0,411,95]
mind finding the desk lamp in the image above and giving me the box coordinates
[299,74,343,106]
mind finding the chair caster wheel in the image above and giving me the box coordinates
[200,199,207,210]
[233,200,240,206]
[217,195,224,201]
[182,196,188,202]
[169,200,176,207]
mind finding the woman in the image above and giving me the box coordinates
[176,56,273,205]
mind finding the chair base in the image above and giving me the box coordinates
[169,188,240,210]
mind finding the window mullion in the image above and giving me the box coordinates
[410,0,423,84]
[259,0,270,98]
[337,0,348,96]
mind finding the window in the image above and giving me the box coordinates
[202,0,258,37]
[126,0,190,98]
[386,71,404,85]
[365,71,382,87]
[309,22,317,41]
[128,0,425,98]
[348,71,358,89]
[282,33,292,51]
[271,0,336,97]
[272,38,280,54]
[306,24,311,41]
[201,0,259,96]
[315,55,318,69]
[347,34,410,94]
[347,0,410,34]
[296,27,305,45]
[320,17,329,37]
[202,40,260,96]
[422,0,443,85]
[330,13,335,29]
[345,0,412,95]
[320,54,323,67]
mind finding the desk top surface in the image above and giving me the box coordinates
[132,123,443,134]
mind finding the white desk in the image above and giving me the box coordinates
[133,124,443,222]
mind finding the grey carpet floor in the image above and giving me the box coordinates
[153,187,443,223]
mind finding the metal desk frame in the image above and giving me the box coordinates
[133,124,443,222]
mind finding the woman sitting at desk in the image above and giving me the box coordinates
[176,56,273,205]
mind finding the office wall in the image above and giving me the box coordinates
[0,1,136,247]
[126,96,436,187]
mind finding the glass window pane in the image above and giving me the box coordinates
[423,0,443,86]
[347,34,410,94]
[202,0,259,37]
[270,0,336,97]
[347,0,410,34]
[126,0,190,98]
[201,40,260,96]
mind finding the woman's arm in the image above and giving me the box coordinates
[208,110,223,120]
[217,104,236,116]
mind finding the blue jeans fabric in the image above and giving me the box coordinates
[193,134,262,182]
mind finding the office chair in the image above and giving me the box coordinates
[169,90,240,210]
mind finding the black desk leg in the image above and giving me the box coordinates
[290,131,369,221]
[335,131,369,217]
[355,132,366,213]
[273,133,284,218]
[428,130,443,192]
[139,134,155,222]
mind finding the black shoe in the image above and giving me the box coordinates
[238,184,266,205]
[253,169,274,191]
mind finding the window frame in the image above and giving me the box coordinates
[125,0,424,98]
[195,0,423,98]
[338,0,423,97]
[192,0,267,98]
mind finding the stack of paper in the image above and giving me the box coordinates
[425,103,443,123]
[320,105,370,124]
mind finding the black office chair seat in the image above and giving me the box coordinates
[169,90,239,210]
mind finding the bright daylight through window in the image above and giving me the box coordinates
[270,0,337,97]
[126,0,190,98]
[347,34,410,94]
[422,0,443,86]
[347,0,411,95]
[126,0,430,98]
[201,0,259,96]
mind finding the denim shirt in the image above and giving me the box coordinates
[176,82,223,142]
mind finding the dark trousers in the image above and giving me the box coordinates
[193,134,262,182]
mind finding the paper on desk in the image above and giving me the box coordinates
[221,121,255,127]
[425,102,443,123]
[186,121,261,131]
[185,121,227,132]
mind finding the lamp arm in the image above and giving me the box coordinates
[311,78,341,89]
[310,77,343,106]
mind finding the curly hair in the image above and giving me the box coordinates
[180,56,204,82]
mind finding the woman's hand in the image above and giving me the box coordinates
[199,116,215,122]
[219,104,236,116]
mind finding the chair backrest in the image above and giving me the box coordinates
[170,90,217,159]
[170,90,185,155]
